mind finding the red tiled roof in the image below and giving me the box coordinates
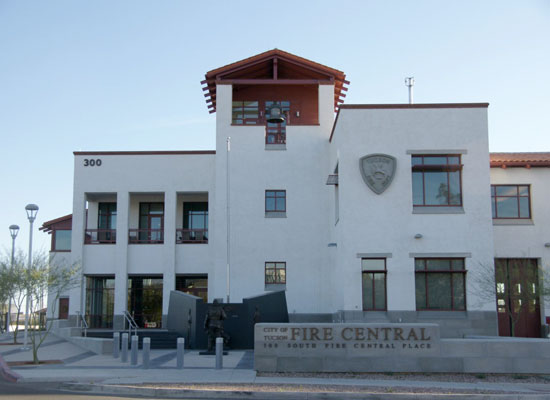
[490,152,550,168]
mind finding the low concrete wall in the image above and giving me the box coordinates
[333,310,498,338]
[255,323,550,374]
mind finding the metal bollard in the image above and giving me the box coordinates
[113,332,120,358]
[121,333,128,363]
[215,337,223,369]
[142,337,150,369]
[131,335,138,365]
[177,337,185,369]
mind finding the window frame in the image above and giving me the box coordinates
[265,262,286,285]
[414,258,467,311]
[177,202,208,244]
[412,155,463,207]
[265,190,286,213]
[491,184,531,219]
[53,229,72,252]
[361,258,387,311]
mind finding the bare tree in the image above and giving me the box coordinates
[26,257,80,364]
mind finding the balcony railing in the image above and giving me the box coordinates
[84,229,116,244]
[176,228,208,244]
[128,229,164,244]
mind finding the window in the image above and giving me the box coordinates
[98,203,117,230]
[361,258,386,311]
[415,258,466,311]
[491,185,531,219]
[53,230,71,251]
[412,155,462,206]
[231,100,290,145]
[96,202,117,243]
[265,262,286,284]
[232,101,259,125]
[177,202,208,243]
[265,190,286,213]
[176,275,208,303]
[129,202,164,243]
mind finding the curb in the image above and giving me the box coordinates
[59,383,550,400]
[0,354,21,383]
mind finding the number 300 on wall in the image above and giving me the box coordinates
[83,159,102,167]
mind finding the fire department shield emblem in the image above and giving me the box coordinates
[359,154,396,194]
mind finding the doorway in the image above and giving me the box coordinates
[59,298,69,320]
[495,258,541,337]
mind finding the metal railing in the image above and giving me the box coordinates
[176,228,208,243]
[123,310,138,338]
[75,311,88,337]
[128,229,164,244]
[84,229,116,244]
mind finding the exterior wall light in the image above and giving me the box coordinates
[545,243,550,248]
[414,234,423,239]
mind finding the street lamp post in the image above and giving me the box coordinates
[22,204,38,350]
[7,225,20,333]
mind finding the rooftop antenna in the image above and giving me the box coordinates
[405,77,415,104]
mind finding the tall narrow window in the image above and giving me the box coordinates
[265,262,286,285]
[361,258,387,311]
[412,155,462,207]
[97,202,117,243]
[265,190,286,214]
[415,258,466,311]
[491,185,531,219]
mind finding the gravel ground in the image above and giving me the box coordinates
[137,382,527,395]
[259,372,550,384]
[134,373,550,395]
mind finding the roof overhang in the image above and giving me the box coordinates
[202,49,348,113]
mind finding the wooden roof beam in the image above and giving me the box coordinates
[217,79,333,85]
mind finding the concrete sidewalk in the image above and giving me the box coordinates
[1,332,550,399]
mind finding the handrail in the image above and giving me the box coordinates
[123,310,138,338]
[75,311,88,337]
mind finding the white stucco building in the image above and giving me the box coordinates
[42,50,549,338]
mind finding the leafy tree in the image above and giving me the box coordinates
[0,251,80,363]
[0,250,31,344]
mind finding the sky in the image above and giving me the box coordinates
[0,0,549,254]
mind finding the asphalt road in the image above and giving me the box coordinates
[0,379,221,400]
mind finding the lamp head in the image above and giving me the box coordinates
[9,224,20,239]
[25,204,39,222]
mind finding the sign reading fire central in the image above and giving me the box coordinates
[255,323,440,357]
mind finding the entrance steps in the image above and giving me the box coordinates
[49,319,113,355]
[86,329,181,349]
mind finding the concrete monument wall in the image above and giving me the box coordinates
[255,323,550,374]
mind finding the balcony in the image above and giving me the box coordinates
[84,229,117,244]
[129,229,164,244]
[176,228,208,244]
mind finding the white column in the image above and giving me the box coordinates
[69,192,86,317]
[114,191,129,329]
[162,191,177,322]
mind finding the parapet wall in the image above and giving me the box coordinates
[254,323,550,374]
